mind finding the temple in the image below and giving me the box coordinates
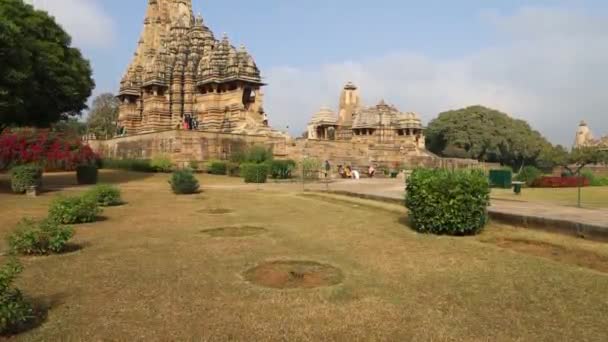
[574,121,608,149]
[308,82,426,149]
[117,0,271,136]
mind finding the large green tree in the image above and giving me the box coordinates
[426,105,552,169]
[86,93,119,139]
[0,0,94,133]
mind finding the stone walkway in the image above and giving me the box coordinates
[302,178,608,241]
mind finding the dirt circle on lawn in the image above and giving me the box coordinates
[244,260,344,289]
[201,226,267,237]
[198,208,234,215]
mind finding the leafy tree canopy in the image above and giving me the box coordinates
[0,0,94,132]
[86,93,119,139]
[426,105,553,169]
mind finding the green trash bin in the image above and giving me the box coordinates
[512,181,524,195]
[489,169,512,189]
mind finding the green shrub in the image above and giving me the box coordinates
[169,169,200,194]
[150,155,173,173]
[405,169,490,236]
[245,145,273,164]
[515,166,542,187]
[48,196,101,224]
[0,258,34,335]
[189,160,200,171]
[84,184,122,206]
[208,161,228,175]
[10,165,42,194]
[76,164,98,185]
[301,158,321,180]
[268,160,296,179]
[241,163,270,183]
[227,162,240,177]
[101,159,155,173]
[7,218,75,255]
[582,170,608,186]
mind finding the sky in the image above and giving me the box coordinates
[31,0,608,146]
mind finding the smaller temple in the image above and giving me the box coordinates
[307,82,425,149]
[574,121,608,149]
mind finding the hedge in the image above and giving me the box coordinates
[100,159,156,173]
[405,169,490,236]
[241,163,270,183]
[208,161,228,175]
[10,164,43,194]
[268,160,296,179]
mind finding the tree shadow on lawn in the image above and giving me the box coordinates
[0,170,156,194]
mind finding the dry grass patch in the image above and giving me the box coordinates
[201,226,266,238]
[244,260,344,289]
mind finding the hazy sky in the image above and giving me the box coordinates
[32,0,608,146]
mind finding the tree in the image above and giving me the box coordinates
[51,118,87,139]
[86,93,119,139]
[426,105,552,169]
[0,0,94,133]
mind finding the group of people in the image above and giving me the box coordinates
[336,164,376,180]
[183,115,199,130]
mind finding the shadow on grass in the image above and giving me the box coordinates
[0,170,157,194]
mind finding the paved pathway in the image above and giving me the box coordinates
[301,178,608,239]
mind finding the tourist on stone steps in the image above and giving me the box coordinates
[368,165,376,178]
[338,165,346,178]
[324,160,331,178]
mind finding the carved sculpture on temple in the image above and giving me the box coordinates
[117,0,273,136]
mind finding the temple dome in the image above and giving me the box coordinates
[310,107,338,125]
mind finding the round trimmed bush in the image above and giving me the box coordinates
[241,163,269,183]
[48,196,101,224]
[76,164,98,185]
[0,259,34,335]
[84,184,122,206]
[7,218,75,255]
[10,165,42,194]
[208,161,228,175]
[405,169,490,236]
[150,155,173,173]
[169,169,200,194]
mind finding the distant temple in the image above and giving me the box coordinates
[117,0,275,136]
[574,121,608,149]
[307,82,426,149]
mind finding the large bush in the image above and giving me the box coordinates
[169,169,200,194]
[0,259,34,335]
[268,160,296,179]
[7,218,74,255]
[515,166,542,187]
[582,170,608,187]
[100,159,155,172]
[10,164,42,194]
[48,196,101,224]
[208,161,228,175]
[76,164,98,185]
[405,169,490,236]
[241,163,270,183]
[0,131,98,171]
[84,184,122,206]
[150,155,173,173]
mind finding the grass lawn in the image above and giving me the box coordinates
[0,171,607,341]
[492,186,608,208]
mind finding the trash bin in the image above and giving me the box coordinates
[512,181,524,195]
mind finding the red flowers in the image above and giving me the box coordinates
[0,130,99,171]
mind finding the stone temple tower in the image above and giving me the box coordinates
[117,0,269,136]
[337,82,361,126]
[574,120,594,148]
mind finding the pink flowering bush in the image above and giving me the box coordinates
[0,130,98,171]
